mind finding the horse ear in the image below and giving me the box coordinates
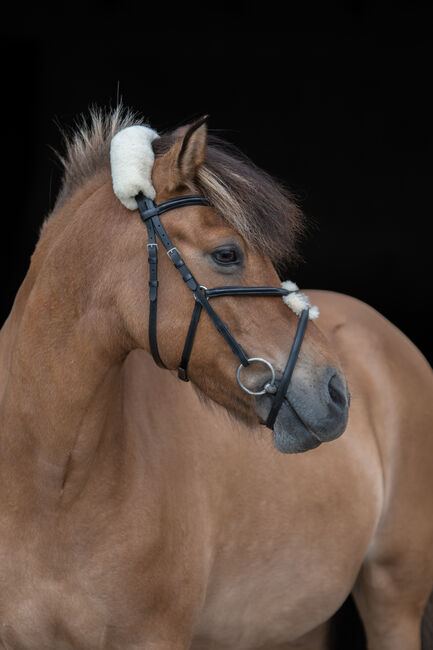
[161,116,208,192]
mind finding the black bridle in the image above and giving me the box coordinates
[136,192,309,430]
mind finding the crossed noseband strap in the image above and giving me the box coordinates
[136,192,308,430]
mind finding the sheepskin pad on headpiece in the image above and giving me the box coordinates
[281,280,319,320]
[110,125,159,210]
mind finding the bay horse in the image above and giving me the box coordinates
[0,108,432,649]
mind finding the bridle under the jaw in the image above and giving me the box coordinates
[136,192,309,430]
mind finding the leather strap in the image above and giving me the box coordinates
[137,194,166,368]
[178,300,203,381]
[139,195,211,220]
[194,289,249,367]
[206,287,290,299]
[265,309,309,429]
[137,193,210,368]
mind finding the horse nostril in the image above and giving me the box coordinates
[327,373,347,409]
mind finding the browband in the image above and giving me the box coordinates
[139,195,211,220]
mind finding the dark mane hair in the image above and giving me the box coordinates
[55,107,305,271]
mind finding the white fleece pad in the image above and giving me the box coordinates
[281,280,319,320]
[110,125,159,210]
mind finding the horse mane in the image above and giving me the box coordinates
[55,107,305,270]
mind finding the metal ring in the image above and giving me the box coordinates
[194,285,209,302]
[236,358,276,396]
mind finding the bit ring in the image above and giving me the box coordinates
[236,358,276,396]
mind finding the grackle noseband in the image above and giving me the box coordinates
[136,192,309,430]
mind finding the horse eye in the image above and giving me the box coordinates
[212,248,240,265]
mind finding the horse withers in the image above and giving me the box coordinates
[0,109,432,649]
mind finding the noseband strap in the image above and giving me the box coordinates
[265,308,309,429]
[136,191,309,430]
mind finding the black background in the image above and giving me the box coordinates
[0,4,431,645]
[1,4,431,364]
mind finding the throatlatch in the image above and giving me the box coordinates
[135,192,312,430]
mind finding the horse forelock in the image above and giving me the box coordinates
[55,107,305,270]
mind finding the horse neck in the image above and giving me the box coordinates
[0,176,129,503]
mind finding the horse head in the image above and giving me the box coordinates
[105,115,350,452]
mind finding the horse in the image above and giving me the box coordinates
[0,107,432,650]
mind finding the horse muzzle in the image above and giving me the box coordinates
[255,365,350,453]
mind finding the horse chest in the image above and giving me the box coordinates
[195,540,363,649]
[194,443,382,649]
